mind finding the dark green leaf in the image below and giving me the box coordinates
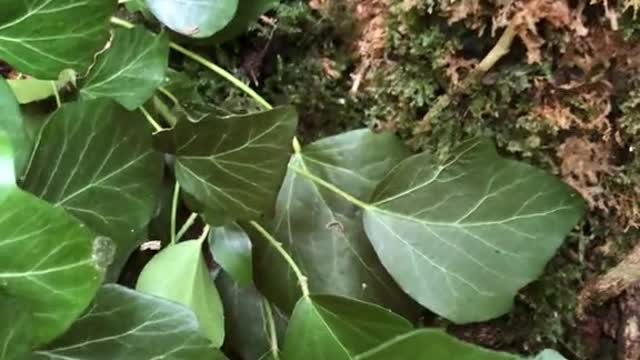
[355,329,520,360]
[146,0,239,38]
[0,0,117,79]
[136,240,225,346]
[210,223,253,285]
[22,99,163,270]
[0,78,30,174]
[80,27,169,110]
[282,295,413,360]
[255,130,418,317]
[154,106,297,225]
[362,139,585,323]
[217,272,287,360]
[0,296,32,360]
[210,0,279,43]
[31,285,227,360]
[0,131,105,345]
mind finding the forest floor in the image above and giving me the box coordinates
[198,1,640,359]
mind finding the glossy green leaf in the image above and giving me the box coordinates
[210,223,253,285]
[211,0,279,43]
[80,27,169,110]
[146,0,239,38]
[136,240,225,346]
[217,272,287,360]
[31,284,227,360]
[0,131,105,345]
[0,296,32,360]
[254,129,418,316]
[8,70,75,104]
[0,0,117,79]
[0,78,30,173]
[361,139,585,323]
[22,99,163,270]
[154,106,297,225]
[282,295,413,360]
[355,329,520,360]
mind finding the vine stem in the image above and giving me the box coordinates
[197,225,211,245]
[262,299,281,360]
[139,106,163,132]
[250,221,310,297]
[176,212,198,242]
[170,183,180,245]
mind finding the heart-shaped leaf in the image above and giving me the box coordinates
[22,99,163,271]
[354,329,520,360]
[80,27,169,110]
[210,223,253,285]
[0,0,117,79]
[31,285,227,360]
[0,78,30,173]
[146,0,239,38]
[217,272,287,360]
[136,239,225,346]
[282,295,413,360]
[8,70,75,104]
[362,139,585,323]
[253,129,418,316]
[154,106,297,225]
[0,296,32,360]
[0,131,106,345]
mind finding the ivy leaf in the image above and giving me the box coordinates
[254,129,418,317]
[0,78,30,174]
[0,0,117,79]
[146,0,239,38]
[136,239,225,346]
[362,139,585,323]
[211,0,280,43]
[210,223,253,285]
[0,296,32,360]
[281,295,413,360]
[154,106,298,225]
[22,99,163,271]
[80,27,170,110]
[31,285,227,360]
[0,131,106,345]
[217,272,287,360]
[8,69,75,104]
[354,329,520,360]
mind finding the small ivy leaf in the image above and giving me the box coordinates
[281,295,413,360]
[362,138,585,323]
[80,27,170,110]
[146,0,239,38]
[0,131,104,345]
[0,0,117,79]
[154,106,298,225]
[217,272,288,360]
[354,329,520,360]
[22,99,164,275]
[0,295,32,360]
[31,285,227,360]
[210,223,253,285]
[7,70,75,104]
[253,129,419,317]
[0,78,30,174]
[530,349,567,360]
[136,240,225,347]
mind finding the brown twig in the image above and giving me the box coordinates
[414,20,519,134]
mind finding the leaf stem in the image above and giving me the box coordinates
[139,106,163,132]
[197,225,210,245]
[110,16,134,29]
[262,299,281,360]
[51,81,61,108]
[170,183,180,245]
[250,221,310,297]
[176,212,198,242]
[291,165,369,209]
[158,86,180,107]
